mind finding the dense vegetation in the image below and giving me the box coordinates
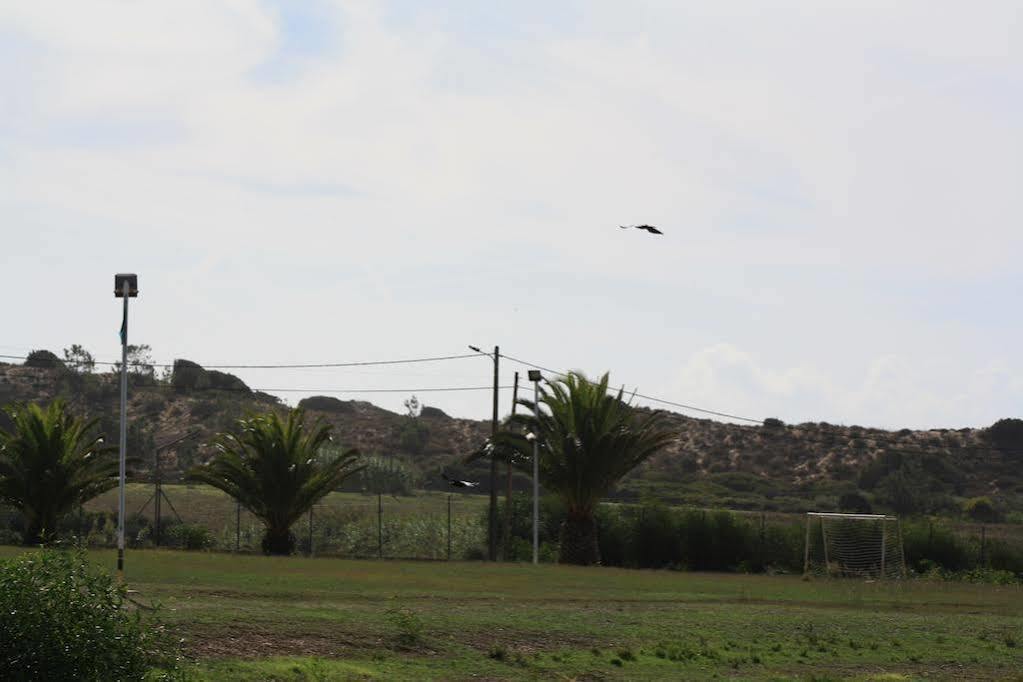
[0,547,178,680]
[1,346,1021,534]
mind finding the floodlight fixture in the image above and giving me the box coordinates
[527,369,542,382]
[114,273,138,297]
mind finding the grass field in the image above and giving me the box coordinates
[86,484,489,529]
[2,547,1020,681]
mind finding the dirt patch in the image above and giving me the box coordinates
[183,623,387,659]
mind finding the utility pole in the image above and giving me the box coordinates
[489,345,500,561]
[469,344,501,561]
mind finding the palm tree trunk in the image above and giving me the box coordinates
[22,510,56,546]
[558,515,600,565]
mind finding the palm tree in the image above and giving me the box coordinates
[0,400,115,545]
[188,409,362,555]
[494,372,674,565]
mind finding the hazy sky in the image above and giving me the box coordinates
[1,1,1020,429]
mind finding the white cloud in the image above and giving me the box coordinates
[0,1,1020,424]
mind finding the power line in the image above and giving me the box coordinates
[498,353,1023,456]
[501,353,766,424]
[0,352,480,370]
[4,348,1017,455]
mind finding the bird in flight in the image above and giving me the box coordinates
[620,224,663,235]
[442,472,479,488]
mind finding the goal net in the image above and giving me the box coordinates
[803,512,905,579]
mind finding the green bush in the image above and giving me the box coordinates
[963,497,1003,523]
[838,492,872,514]
[630,501,684,568]
[986,418,1023,452]
[903,521,973,572]
[349,454,420,496]
[167,522,214,550]
[0,547,179,680]
[397,420,430,455]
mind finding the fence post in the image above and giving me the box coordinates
[759,512,766,567]
[235,500,240,552]
[980,525,987,567]
[447,494,452,561]
[377,493,383,559]
[802,514,811,576]
[308,506,314,557]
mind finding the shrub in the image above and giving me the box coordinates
[346,454,420,496]
[0,547,178,679]
[903,521,972,572]
[171,359,210,391]
[631,500,683,568]
[397,420,430,455]
[386,604,423,646]
[297,395,356,413]
[23,349,64,369]
[838,492,872,514]
[963,497,1003,523]
[986,418,1023,452]
[167,522,214,550]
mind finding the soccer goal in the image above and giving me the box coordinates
[802,512,906,579]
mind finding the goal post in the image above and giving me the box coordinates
[803,512,906,579]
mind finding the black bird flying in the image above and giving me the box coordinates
[620,224,663,235]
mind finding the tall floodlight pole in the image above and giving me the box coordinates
[469,344,500,561]
[114,273,138,580]
[527,369,542,565]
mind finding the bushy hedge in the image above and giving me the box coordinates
[489,496,805,572]
[0,547,179,680]
[490,496,1023,578]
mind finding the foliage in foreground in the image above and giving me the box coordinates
[0,546,178,681]
[0,400,116,544]
[188,409,363,554]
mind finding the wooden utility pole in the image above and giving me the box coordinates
[488,345,500,561]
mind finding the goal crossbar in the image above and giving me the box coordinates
[806,512,896,521]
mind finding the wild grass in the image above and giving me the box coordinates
[0,546,1019,680]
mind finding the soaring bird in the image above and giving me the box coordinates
[620,224,663,235]
[442,472,479,488]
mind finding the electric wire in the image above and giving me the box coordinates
[0,352,480,370]
[500,352,766,424]
[4,349,1019,455]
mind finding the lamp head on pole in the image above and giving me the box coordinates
[114,273,138,298]
[527,369,542,382]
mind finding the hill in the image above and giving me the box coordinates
[1,354,1020,518]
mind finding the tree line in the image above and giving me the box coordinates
[0,370,674,563]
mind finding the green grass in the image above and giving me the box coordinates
[87,484,488,528]
[2,546,1020,680]
[83,484,489,557]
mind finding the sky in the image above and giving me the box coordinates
[0,1,1020,429]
